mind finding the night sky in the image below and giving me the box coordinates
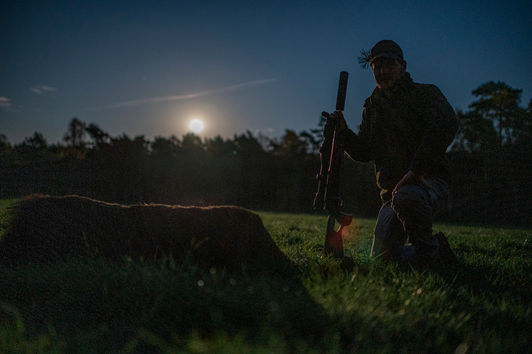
[1,0,531,143]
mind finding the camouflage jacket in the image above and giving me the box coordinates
[341,72,458,202]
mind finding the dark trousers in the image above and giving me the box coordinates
[370,178,450,263]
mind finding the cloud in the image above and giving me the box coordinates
[89,78,278,110]
[31,85,57,95]
[0,97,11,108]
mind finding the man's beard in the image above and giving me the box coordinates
[377,77,394,89]
[376,73,402,89]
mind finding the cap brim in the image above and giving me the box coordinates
[370,52,402,62]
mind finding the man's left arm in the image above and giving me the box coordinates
[410,85,458,175]
[393,85,458,194]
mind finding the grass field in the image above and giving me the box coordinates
[0,199,531,353]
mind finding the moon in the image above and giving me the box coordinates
[188,118,205,134]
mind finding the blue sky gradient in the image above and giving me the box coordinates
[1,0,531,143]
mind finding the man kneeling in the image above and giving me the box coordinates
[325,40,458,266]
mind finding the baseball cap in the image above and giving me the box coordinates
[370,40,404,62]
[358,40,404,68]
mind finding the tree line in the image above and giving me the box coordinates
[1,81,531,226]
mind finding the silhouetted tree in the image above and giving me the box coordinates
[299,130,320,154]
[448,82,532,225]
[453,109,497,152]
[0,134,11,153]
[20,132,48,150]
[85,123,110,148]
[12,132,51,160]
[181,133,203,149]
[512,98,532,148]
[63,117,87,148]
[306,114,327,153]
[469,81,524,149]
[270,130,311,157]
[204,135,236,156]
[233,131,264,156]
[151,135,181,157]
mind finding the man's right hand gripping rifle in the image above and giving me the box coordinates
[313,72,353,258]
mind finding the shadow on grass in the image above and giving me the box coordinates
[434,243,532,301]
[0,257,333,352]
[431,258,531,350]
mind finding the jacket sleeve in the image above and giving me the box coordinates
[341,107,374,162]
[410,85,458,175]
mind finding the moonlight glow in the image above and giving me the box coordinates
[188,119,205,134]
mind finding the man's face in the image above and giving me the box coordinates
[371,57,406,89]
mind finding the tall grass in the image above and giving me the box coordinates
[0,200,530,352]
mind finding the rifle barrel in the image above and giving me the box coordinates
[336,71,349,111]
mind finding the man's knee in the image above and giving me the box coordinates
[372,203,405,260]
[391,184,429,216]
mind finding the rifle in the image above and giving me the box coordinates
[313,71,353,258]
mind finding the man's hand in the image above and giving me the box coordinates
[322,110,348,134]
[392,170,427,196]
